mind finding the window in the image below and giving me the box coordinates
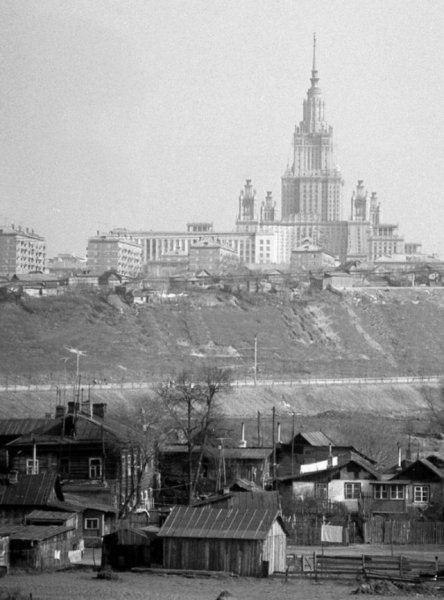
[344,482,361,499]
[84,518,99,530]
[315,483,328,499]
[26,459,39,475]
[374,484,405,500]
[89,458,102,479]
[389,485,405,499]
[414,485,429,503]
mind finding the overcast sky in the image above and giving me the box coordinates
[1,0,443,257]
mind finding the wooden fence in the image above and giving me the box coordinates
[364,519,444,545]
[286,552,444,581]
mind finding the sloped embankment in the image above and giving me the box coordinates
[1,287,444,382]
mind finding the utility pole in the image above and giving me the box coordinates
[253,334,258,386]
[272,406,276,488]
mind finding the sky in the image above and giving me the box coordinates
[1,0,444,257]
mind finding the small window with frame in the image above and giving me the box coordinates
[84,518,99,530]
[89,457,102,479]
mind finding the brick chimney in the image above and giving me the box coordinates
[92,403,107,419]
[55,405,66,419]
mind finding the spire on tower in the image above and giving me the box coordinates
[311,32,319,88]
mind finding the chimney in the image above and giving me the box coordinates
[397,442,402,470]
[92,403,107,419]
[239,422,247,448]
[55,405,66,419]
[67,401,79,415]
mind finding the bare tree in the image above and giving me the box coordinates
[156,366,232,504]
[112,395,172,518]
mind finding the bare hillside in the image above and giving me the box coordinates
[2,287,444,384]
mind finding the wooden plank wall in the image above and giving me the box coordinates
[163,538,264,576]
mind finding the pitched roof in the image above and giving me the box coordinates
[0,524,73,541]
[158,506,284,541]
[390,458,444,481]
[277,451,380,482]
[0,419,54,437]
[160,445,273,460]
[25,510,77,523]
[0,472,59,506]
[193,491,280,512]
[288,431,336,447]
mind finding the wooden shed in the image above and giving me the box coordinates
[158,507,287,577]
[101,525,162,570]
[0,524,77,570]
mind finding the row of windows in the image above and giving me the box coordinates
[315,482,430,502]
[26,457,103,479]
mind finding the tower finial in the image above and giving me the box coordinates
[312,32,317,72]
[310,32,319,88]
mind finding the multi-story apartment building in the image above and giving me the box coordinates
[188,239,240,275]
[86,234,142,278]
[0,225,46,276]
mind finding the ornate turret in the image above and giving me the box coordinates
[237,179,258,223]
[350,180,368,221]
[260,191,275,223]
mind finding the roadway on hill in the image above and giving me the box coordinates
[0,374,441,392]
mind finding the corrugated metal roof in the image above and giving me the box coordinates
[0,419,54,437]
[206,448,273,460]
[161,445,272,460]
[25,510,77,522]
[194,491,280,512]
[0,472,58,506]
[297,432,336,446]
[158,506,281,540]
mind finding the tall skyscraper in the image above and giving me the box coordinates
[281,34,343,223]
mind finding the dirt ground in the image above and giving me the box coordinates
[0,570,394,600]
[1,545,444,600]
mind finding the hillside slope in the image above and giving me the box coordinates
[2,287,444,384]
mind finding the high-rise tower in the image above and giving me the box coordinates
[281,34,343,222]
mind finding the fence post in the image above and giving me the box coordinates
[313,552,317,581]
[399,555,403,577]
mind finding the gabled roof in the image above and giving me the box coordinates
[0,472,60,506]
[282,431,336,447]
[390,458,444,482]
[277,451,380,482]
[158,506,285,540]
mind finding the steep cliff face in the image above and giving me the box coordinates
[1,287,444,383]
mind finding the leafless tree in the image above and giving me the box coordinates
[156,366,232,504]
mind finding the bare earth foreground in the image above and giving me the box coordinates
[0,570,377,600]
[2,544,444,600]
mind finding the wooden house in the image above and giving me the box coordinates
[276,431,375,479]
[0,472,65,525]
[158,506,287,576]
[157,444,273,504]
[276,451,380,514]
[3,402,150,516]
[365,457,444,517]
